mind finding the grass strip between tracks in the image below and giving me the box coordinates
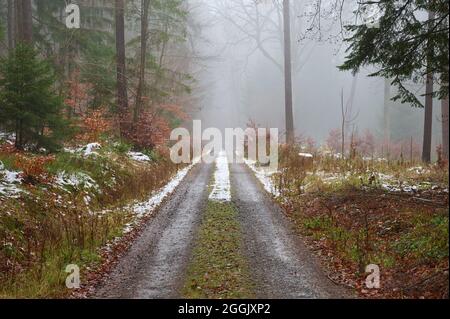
[183,200,254,299]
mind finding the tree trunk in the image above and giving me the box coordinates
[15,0,33,44]
[115,0,128,120]
[422,10,435,163]
[422,70,434,163]
[15,0,23,42]
[341,89,345,157]
[442,96,449,160]
[7,0,15,50]
[134,0,150,123]
[21,0,33,44]
[383,78,391,158]
[283,0,294,144]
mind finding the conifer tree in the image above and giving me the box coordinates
[0,44,71,151]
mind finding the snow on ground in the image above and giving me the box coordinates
[81,143,101,157]
[122,157,201,233]
[128,152,151,162]
[243,158,280,198]
[209,151,231,202]
[311,170,446,194]
[299,153,314,158]
[65,143,102,157]
[0,132,15,145]
[0,161,24,197]
[55,171,99,192]
[408,166,431,175]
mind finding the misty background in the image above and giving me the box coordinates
[187,0,442,153]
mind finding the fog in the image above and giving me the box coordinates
[187,0,442,151]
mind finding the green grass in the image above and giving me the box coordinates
[183,201,254,299]
[0,153,17,170]
[0,205,132,299]
[394,214,449,262]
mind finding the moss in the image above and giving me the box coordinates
[183,201,254,299]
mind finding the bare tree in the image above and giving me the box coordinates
[115,0,128,120]
[134,0,151,123]
[21,0,33,44]
[383,78,391,158]
[422,10,435,163]
[283,0,294,143]
[15,0,23,43]
[7,0,15,50]
[442,96,449,160]
[340,77,359,157]
[213,0,313,73]
[14,0,33,45]
[211,0,313,142]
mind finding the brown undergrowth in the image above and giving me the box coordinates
[274,146,449,299]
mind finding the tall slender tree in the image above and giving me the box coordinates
[14,0,33,45]
[422,10,436,163]
[115,0,128,118]
[15,0,23,42]
[134,0,151,123]
[442,96,449,160]
[21,0,33,44]
[283,0,294,144]
[7,0,15,50]
[383,79,391,158]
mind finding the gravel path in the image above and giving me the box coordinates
[94,163,213,299]
[94,161,350,299]
[230,163,350,299]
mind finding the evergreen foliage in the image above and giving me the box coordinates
[340,0,449,107]
[0,44,71,151]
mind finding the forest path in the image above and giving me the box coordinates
[230,163,349,299]
[93,160,349,299]
[94,163,213,299]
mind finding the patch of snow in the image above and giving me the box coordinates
[381,183,401,193]
[0,132,15,144]
[3,170,21,184]
[244,158,280,198]
[129,160,199,221]
[299,153,314,158]
[64,143,102,157]
[0,161,24,197]
[128,152,151,162]
[408,166,430,175]
[314,171,344,184]
[209,151,231,202]
[64,147,77,154]
[55,171,99,191]
[82,143,101,157]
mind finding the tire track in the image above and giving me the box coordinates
[94,163,213,299]
[231,163,350,299]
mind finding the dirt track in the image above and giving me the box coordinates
[94,163,213,299]
[93,162,349,299]
[231,163,349,299]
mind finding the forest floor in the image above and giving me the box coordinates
[264,150,449,299]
